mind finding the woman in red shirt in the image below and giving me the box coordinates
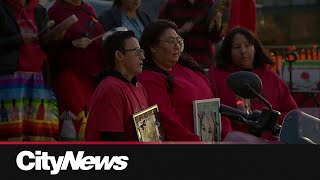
[0,0,59,141]
[208,27,298,140]
[138,20,232,142]
[47,0,105,140]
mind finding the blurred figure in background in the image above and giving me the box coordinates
[227,0,257,34]
[140,0,165,20]
[99,0,152,40]
[47,0,105,140]
[0,0,59,141]
[159,0,224,69]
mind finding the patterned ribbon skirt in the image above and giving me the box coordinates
[0,71,59,141]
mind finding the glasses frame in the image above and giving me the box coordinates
[121,48,145,57]
[158,37,184,52]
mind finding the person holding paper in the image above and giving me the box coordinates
[137,20,231,141]
[47,0,105,140]
[0,0,59,141]
[85,30,149,141]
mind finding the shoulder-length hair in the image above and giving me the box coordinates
[215,27,274,70]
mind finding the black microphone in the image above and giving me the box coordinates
[219,104,251,120]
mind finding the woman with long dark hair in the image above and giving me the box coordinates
[208,27,298,140]
[138,19,231,141]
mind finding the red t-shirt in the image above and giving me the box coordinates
[85,76,149,141]
[47,0,105,77]
[138,64,231,141]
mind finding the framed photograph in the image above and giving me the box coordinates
[193,98,221,142]
[132,105,162,142]
[280,60,320,92]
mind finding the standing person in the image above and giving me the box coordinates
[208,27,298,140]
[47,0,105,140]
[159,0,224,69]
[85,30,149,141]
[227,0,257,34]
[0,0,59,141]
[99,0,152,40]
[138,19,231,141]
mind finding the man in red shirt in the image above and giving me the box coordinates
[85,30,148,141]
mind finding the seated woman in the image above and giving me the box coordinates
[208,27,298,140]
[138,19,232,142]
[85,30,148,141]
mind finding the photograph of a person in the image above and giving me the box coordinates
[193,98,221,142]
[199,111,216,142]
[133,105,162,142]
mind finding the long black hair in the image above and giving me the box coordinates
[139,19,205,93]
[215,27,275,70]
[95,30,136,83]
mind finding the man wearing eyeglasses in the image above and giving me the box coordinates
[159,0,224,69]
[85,30,149,141]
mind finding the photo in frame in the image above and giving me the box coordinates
[193,98,221,142]
[132,105,163,142]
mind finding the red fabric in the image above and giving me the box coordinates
[47,0,105,138]
[208,65,298,140]
[48,0,105,77]
[36,103,45,120]
[8,0,46,72]
[138,64,231,141]
[228,0,257,34]
[85,76,149,141]
[159,0,222,68]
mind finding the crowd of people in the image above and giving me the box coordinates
[0,0,302,142]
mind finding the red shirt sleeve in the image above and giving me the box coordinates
[139,73,201,141]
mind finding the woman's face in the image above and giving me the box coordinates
[152,28,183,70]
[231,33,255,70]
[121,0,141,11]
[121,37,145,76]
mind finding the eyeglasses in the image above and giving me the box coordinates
[121,48,145,56]
[159,37,184,52]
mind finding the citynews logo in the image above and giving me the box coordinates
[16,151,129,175]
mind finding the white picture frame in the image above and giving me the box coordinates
[193,98,222,142]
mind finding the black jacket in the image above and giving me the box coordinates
[0,0,48,75]
[99,6,152,32]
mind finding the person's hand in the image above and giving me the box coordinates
[21,33,38,44]
[72,37,92,48]
[178,21,194,34]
